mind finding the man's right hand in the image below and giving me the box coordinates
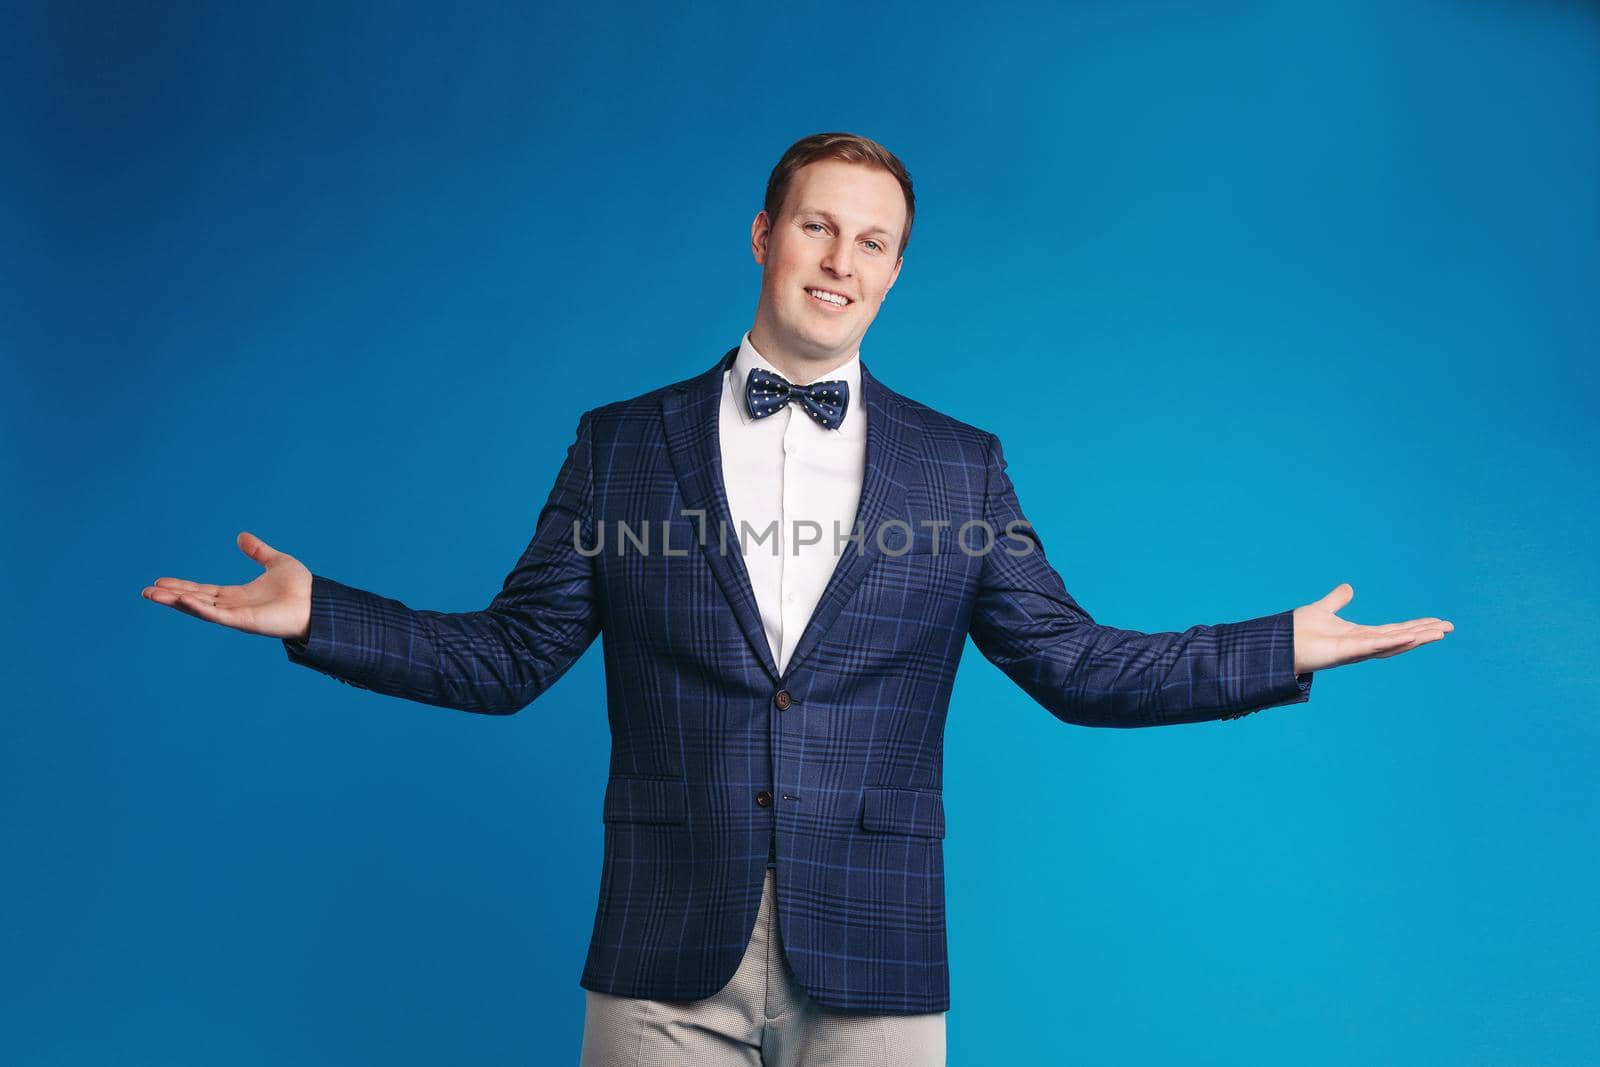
[141,531,313,641]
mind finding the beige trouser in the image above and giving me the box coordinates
[579,868,947,1066]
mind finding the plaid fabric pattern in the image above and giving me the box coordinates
[283,347,1313,1014]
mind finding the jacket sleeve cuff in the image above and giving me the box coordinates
[279,573,397,692]
[1215,609,1314,722]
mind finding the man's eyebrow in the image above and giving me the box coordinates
[793,206,896,240]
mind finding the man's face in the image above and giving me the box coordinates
[749,159,905,379]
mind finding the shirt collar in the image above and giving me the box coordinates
[729,331,863,434]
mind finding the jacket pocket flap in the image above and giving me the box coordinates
[860,786,945,838]
[602,776,689,825]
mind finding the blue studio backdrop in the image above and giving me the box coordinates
[5,2,1596,1064]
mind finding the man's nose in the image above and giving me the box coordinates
[820,237,854,277]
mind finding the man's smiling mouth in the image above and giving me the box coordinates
[805,287,852,308]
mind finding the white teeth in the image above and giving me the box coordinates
[807,288,848,306]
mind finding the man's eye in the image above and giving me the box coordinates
[864,240,882,252]
[803,222,825,233]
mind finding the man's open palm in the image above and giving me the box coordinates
[1292,583,1454,674]
[141,531,312,641]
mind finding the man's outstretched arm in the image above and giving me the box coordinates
[141,412,604,715]
[966,432,1451,727]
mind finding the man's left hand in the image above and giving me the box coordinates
[1292,583,1453,674]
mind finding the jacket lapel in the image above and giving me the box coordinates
[780,358,915,680]
[660,349,919,686]
[661,348,782,684]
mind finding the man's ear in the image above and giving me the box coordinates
[885,254,904,296]
[750,211,771,265]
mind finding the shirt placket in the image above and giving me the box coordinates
[778,408,807,673]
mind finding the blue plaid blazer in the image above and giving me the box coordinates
[283,346,1313,1014]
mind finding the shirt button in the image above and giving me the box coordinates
[774,690,792,711]
[755,790,773,807]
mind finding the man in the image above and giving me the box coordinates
[142,132,1453,1066]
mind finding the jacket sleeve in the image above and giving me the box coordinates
[279,411,603,714]
[967,432,1313,727]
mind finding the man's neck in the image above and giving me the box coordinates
[746,328,856,385]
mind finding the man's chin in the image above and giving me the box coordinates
[796,338,857,365]
[795,322,860,354]
[759,318,862,368]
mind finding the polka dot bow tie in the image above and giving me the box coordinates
[744,366,851,431]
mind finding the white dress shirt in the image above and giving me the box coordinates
[719,331,867,677]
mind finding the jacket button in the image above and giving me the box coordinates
[755,790,772,807]
[774,690,792,711]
